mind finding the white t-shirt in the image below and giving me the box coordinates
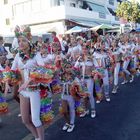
[11,52,44,82]
[12,37,19,50]
[67,44,82,57]
[41,54,55,64]
[0,64,4,71]
[93,52,104,67]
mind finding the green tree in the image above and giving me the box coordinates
[129,0,140,23]
[116,0,140,29]
[116,1,130,21]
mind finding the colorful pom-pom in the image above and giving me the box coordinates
[0,92,8,114]
[30,66,54,84]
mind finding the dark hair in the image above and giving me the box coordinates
[130,29,136,33]
[52,31,56,36]
[44,38,49,43]
[0,36,3,41]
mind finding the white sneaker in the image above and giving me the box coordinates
[18,113,21,117]
[106,97,111,102]
[112,86,118,94]
[129,75,134,83]
[121,80,128,85]
[112,88,117,94]
[91,110,96,118]
[96,100,101,104]
[62,123,70,131]
[79,110,89,117]
[136,70,140,76]
[67,124,75,132]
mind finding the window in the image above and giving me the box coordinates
[82,1,92,11]
[109,0,114,5]
[13,1,31,17]
[86,2,109,14]
[5,18,10,25]
[77,1,83,8]
[108,8,116,16]
[59,0,64,6]
[117,0,122,2]
[51,0,61,7]
[4,0,8,4]
[99,12,106,19]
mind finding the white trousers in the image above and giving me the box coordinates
[20,90,42,127]
[114,63,120,86]
[134,56,138,69]
[103,69,109,96]
[84,78,95,109]
[62,95,75,124]
[123,59,131,75]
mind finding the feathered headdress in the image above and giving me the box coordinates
[21,25,32,40]
[14,25,21,37]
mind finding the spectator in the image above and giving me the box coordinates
[76,36,84,53]
[61,37,68,54]
[51,31,61,51]
[0,36,8,57]
[44,38,51,54]
[37,36,43,50]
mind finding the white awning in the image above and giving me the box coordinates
[65,26,89,34]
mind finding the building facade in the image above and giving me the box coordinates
[0,0,123,35]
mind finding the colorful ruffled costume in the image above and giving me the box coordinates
[92,69,104,101]
[30,66,54,84]
[40,87,54,124]
[0,92,8,114]
[50,79,62,95]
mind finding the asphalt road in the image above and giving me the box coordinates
[0,76,140,140]
[45,76,140,140]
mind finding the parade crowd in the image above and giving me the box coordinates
[0,25,140,140]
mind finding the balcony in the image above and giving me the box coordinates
[11,2,114,27]
[65,6,111,22]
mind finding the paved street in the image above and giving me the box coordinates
[0,76,140,140]
[45,76,140,140]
